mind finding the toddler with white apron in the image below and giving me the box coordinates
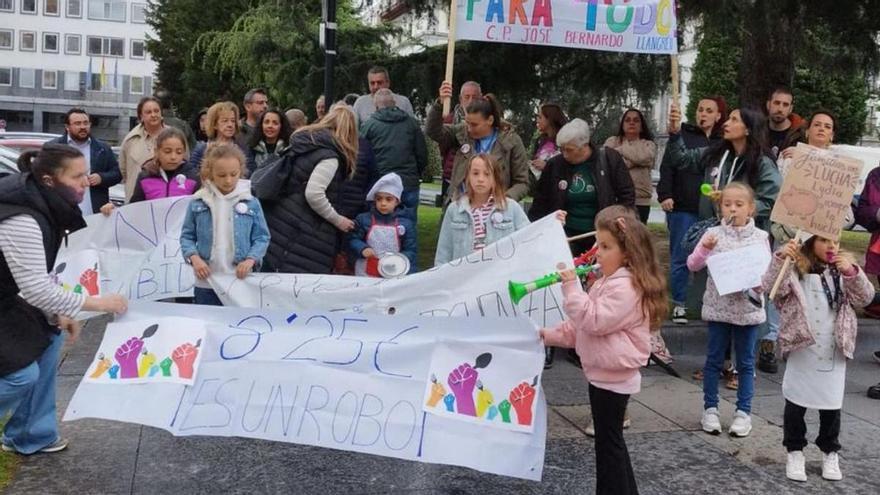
[350,173,417,278]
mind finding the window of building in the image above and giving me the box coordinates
[20,31,35,51]
[130,39,144,59]
[130,75,143,95]
[65,34,81,54]
[0,30,11,50]
[67,0,81,17]
[0,68,11,86]
[0,0,13,13]
[87,0,125,21]
[64,70,79,91]
[42,32,58,53]
[20,0,35,14]
[86,35,123,57]
[19,68,34,88]
[44,0,58,15]
[42,70,57,89]
[131,2,146,23]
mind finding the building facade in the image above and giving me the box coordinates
[0,0,156,143]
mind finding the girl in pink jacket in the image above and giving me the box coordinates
[541,205,666,495]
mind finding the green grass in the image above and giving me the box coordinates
[0,418,19,489]
[417,206,443,270]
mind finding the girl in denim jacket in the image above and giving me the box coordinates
[434,154,530,266]
[180,143,270,305]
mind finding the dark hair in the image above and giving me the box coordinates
[136,96,161,119]
[143,127,189,175]
[466,94,504,130]
[808,109,836,131]
[703,107,770,190]
[343,93,359,106]
[616,108,654,141]
[767,85,793,101]
[243,88,267,105]
[248,109,292,149]
[538,103,568,139]
[18,143,84,178]
[65,108,89,125]
[190,108,209,142]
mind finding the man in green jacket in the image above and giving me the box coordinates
[360,88,428,220]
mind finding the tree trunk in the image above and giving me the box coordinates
[737,0,804,108]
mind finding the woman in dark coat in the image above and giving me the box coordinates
[252,106,359,274]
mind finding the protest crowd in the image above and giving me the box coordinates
[4,65,880,493]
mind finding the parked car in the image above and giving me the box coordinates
[0,131,60,141]
[0,144,125,206]
[0,138,51,153]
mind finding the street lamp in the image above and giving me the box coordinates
[320,0,337,106]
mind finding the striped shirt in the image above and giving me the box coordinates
[0,215,85,318]
[470,196,495,251]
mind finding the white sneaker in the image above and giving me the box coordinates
[672,306,687,324]
[822,452,842,481]
[729,410,752,437]
[786,451,807,482]
[701,407,722,435]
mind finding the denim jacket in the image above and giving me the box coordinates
[180,182,271,268]
[434,196,529,266]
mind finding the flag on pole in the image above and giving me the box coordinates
[100,58,107,90]
[86,57,93,90]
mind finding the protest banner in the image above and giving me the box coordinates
[768,143,864,299]
[706,244,771,296]
[64,302,547,481]
[454,0,677,54]
[59,198,573,328]
[209,215,574,328]
[771,143,863,241]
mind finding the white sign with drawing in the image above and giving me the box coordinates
[706,243,772,296]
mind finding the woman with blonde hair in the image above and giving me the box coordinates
[252,105,360,273]
[189,101,249,169]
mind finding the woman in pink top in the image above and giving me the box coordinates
[541,205,667,495]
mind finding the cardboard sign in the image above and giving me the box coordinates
[770,143,863,241]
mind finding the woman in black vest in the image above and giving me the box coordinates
[0,144,128,454]
[253,106,359,273]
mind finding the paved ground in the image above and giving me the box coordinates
[4,317,880,495]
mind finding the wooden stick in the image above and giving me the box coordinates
[670,54,680,106]
[442,0,458,117]
[567,231,597,243]
[769,228,802,301]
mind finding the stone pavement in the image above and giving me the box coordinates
[4,317,880,495]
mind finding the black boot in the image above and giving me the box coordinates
[757,340,778,374]
[868,383,880,400]
[544,347,555,369]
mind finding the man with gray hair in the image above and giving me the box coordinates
[240,88,269,142]
[353,66,414,124]
[361,88,427,225]
[285,108,307,131]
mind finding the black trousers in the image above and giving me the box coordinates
[783,399,841,453]
[636,205,650,224]
[589,384,639,495]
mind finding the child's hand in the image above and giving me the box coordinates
[701,234,717,250]
[100,203,115,216]
[782,239,800,259]
[558,268,576,283]
[235,258,255,279]
[190,255,211,280]
[833,251,856,274]
[554,210,567,224]
[362,248,376,259]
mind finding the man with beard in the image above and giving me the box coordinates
[765,86,804,158]
[48,109,120,214]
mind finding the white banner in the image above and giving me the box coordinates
[61,199,574,329]
[64,302,547,480]
[455,0,677,54]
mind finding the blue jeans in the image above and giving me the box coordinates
[0,331,65,454]
[194,287,223,306]
[761,301,780,343]
[666,211,699,306]
[704,321,758,413]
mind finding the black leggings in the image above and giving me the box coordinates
[783,399,841,453]
[590,384,639,495]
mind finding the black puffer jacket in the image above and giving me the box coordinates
[0,173,86,375]
[253,130,350,274]
[657,123,719,214]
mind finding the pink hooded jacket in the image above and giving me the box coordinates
[542,268,651,387]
